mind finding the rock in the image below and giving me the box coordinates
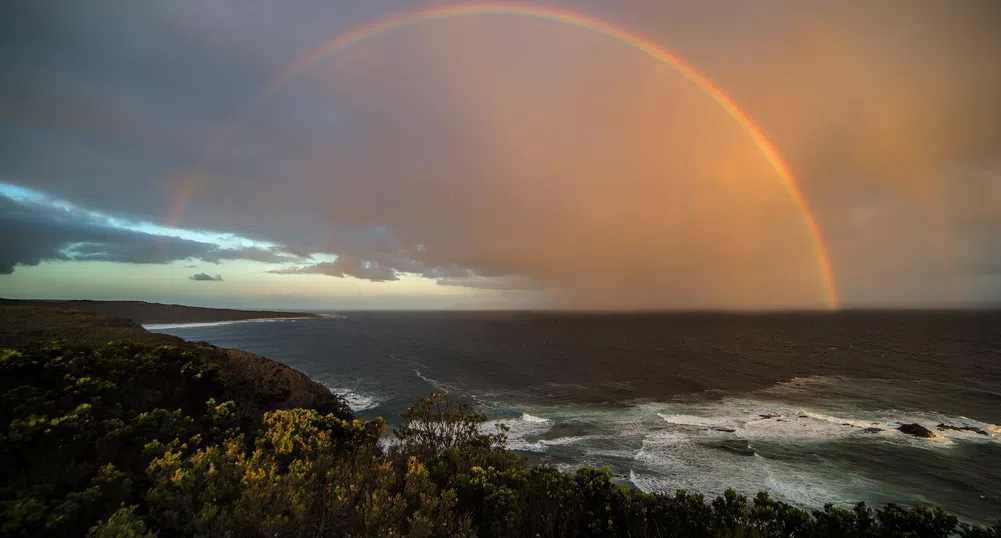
[759,414,779,419]
[860,427,883,434]
[712,427,736,433]
[936,423,989,436]
[897,423,936,438]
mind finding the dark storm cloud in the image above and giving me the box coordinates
[201,247,301,264]
[267,256,524,285]
[269,256,398,282]
[0,0,425,230]
[2,0,1000,306]
[190,273,223,282]
[0,196,217,273]
[0,195,301,273]
[420,265,474,280]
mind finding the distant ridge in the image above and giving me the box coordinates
[0,298,319,325]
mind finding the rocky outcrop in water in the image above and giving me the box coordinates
[897,423,936,438]
[936,423,989,436]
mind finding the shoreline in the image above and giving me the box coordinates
[143,316,320,330]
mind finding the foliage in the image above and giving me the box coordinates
[2,341,999,537]
[392,391,506,461]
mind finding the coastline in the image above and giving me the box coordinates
[4,303,1000,530]
[0,304,348,417]
[0,298,321,325]
[142,316,319,330]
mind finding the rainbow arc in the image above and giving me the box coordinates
[167,2,839,309]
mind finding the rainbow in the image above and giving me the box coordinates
[170,2,839,308]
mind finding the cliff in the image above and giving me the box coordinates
[0,305,346,417]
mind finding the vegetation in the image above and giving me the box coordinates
[2,338,999,537]
[0,299,319,326]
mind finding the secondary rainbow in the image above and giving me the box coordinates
[172,2,840,308]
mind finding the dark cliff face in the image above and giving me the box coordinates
[197,344,349,417]
[0,305,349,419]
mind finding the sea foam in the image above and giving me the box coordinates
[326,386,381,412]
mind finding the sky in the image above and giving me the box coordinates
[2,0,1000,310]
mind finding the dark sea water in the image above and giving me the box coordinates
[148,311,1001,524]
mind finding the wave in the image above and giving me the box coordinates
[654,400,999,447]
[326,386,381,412]
[144,317,306,330]
[482,412,555,452]
[514,436,595,453]
[629,427,877,507]
[473,391,999,513]
[412,369,451,391]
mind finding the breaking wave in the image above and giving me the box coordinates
[326,387,382,412]
[472,378,998,511]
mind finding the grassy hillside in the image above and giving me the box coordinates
[0,306,347,419]
[0,299,319,325]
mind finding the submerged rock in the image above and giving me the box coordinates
[711,427,736,433]
[860,427,883,434]
[897,423,936,438]
[936,423,989,436]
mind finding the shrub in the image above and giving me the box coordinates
[3,341,996,537]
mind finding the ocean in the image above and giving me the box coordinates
[147,311,1001,524]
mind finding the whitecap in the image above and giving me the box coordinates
[326,387,381,412]
[413,369,449,391]
[630,428,875,507]
[652,398,998,447]
[483,413,554,452]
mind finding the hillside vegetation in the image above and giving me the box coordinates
[0,299,319,325]
[1,308,998,537]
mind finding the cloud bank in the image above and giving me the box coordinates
[0,193,303,274]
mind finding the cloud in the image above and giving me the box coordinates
[0,194,306,274]
[2,1,1000,307]
[201,246,303,264]
[269,255,398,282]
[0,195,219,274]
[190,272,223,281]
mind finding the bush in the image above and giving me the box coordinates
[3,341,998,537]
